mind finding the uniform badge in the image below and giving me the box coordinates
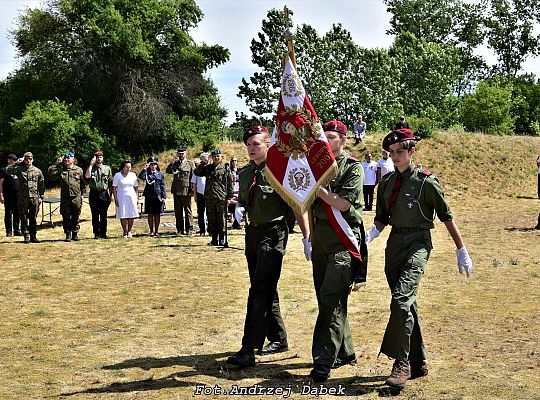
[287,167,311,192]
[407,201,414,209]
[262,194,267,200]
[405,193,414,209]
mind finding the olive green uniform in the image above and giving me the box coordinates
[166,160,194,234]
[310,153,364,367]
[87,164,113,238]
[48,164,86,234]
[7,164,45,239]
[237,161,290,350]
[375,163,453,362]
[193,162,233,236]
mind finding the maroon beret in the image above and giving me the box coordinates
[243,125,269,144]
[94,151,104,156]
[322,120,348,135]
[382,128,416,151]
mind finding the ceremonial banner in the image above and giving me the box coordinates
[264,55,338,214]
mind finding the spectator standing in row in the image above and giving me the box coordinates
[113,160,139,238]
[85,151,113,239]
[166,147,195,236]
[353,114,367,145]
[139,157,166,237]
[376,149,395,184]
[395,115,410,130]
[0,153,21,237]
[362,153,377,211]
[7,152,45,243]
[193,149,234,246]
[191,152,208,236]
[48,152,85,242]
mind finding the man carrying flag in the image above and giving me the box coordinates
[307,120,368,383]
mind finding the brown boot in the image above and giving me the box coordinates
[410,360,428,379]
[385,359,411,388]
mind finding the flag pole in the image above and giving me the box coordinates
[282,5,314,241]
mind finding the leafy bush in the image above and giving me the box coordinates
[408,115,436,139]
[160,114,222,151]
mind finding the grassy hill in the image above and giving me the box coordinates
[0,132,539,399]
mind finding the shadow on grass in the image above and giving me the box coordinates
[516,196,539,200]
[504,226,540,232]
[59,352,389,397]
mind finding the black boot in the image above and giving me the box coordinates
[218,234,225,246]
[208,234,218,246]
[226,347,255,368]
[65,232,71,242]
[72,231,79,241]
[29,233,40,243]
[23,233,30,243]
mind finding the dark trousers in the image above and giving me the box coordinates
[242,223,288,350]
[173,194,193,233]
[196,193,206,233]
[363,185,375,211]
[89,190,110,237]
[18,197,39,235]
[4,194,20,234]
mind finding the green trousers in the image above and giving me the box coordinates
[311,223,354,367]
[60,196,82,233]
[380,229,431,362]
[18,197,40,235]
[205,197,225,235]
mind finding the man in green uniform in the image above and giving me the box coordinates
[226,125,309,368]
[85,151,113,239]
[7,152,45,243]
[193,149,233,246]
[166,147,195,235]
[48,152,86,242]
[307,120,367,382]
[366,128,473,388]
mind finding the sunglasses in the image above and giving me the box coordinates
[25,157,33,160]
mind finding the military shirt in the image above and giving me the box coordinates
[193,162,233,201]
[311,153,364,233]
[238,161,290,225]
[6,164,45,199]
[374,163,453,229]
[48,164,85,198]
[88,164,113,191]
[166,159,195,196]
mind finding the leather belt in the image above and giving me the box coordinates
[249,220,284,229]
[391,226,428,233]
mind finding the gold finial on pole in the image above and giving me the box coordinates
[283,6,296,68]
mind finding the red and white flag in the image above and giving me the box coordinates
[264,55,338,213]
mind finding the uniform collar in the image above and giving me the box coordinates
[396,163,415,179]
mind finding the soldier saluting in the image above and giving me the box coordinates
[6,152,45,243]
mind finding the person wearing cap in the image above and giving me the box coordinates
[166,147,195,236]
[353,114,367,145]
[365,128,473,388]
[0,154,21,236]
[7,152,45,243]
[139,156,166,236]
[226,125,309,369]
[193,148,234,246]
[85,151,113,239]
[395,115,410,130]
[305,120,367,383]
[48,152,86,242]
[190,152,209,236]
[362,152,377,211]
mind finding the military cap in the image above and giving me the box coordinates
[23,152,33,158]
[7,153,18,160]
[65,151,75,158]
[94,151,103,156]
[243,125,269,144]
[147,156,159,164]
[211,149,222,156]
[382,128,417,151]
[322,120,348,135]
[177,146,187,153]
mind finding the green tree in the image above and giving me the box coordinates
[510,74,540,136]
[6,0,229,154]
[10,100,114,174]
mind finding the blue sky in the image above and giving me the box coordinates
[1,0,539,124]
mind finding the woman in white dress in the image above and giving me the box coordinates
[112,160,139,237]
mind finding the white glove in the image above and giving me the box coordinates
[456,246,473,278]
[234,203,245,224]
[365,224,380,244]
[302,237,312,261]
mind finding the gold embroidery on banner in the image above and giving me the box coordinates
[276,105,322,160]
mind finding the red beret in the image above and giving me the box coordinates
[243,125,269,144]
[382,128,416,151]
[322,120,348,135]
[94,151,104,156]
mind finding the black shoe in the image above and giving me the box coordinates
[410,360,428,379]
[309,364,331,382]
[65,233,71,242]
[332,353,357,369]
[23,233,30,243]
[94,234,100,239]
[30,236,40,243]
[257,341,289,356]
[208,234,218,246]
[232,221,241,229]
[101,234,108,239]
[6,231,13,237]
[14,230,22,236]
[218,234,225,246]
[226,348,255,368]
[72,232,79,241]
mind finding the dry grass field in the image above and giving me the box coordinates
[0,132,539,399]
